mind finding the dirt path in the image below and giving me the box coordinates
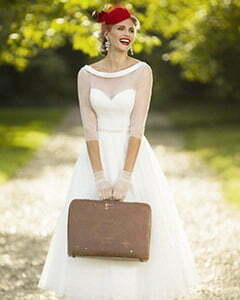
[0,108,239,299]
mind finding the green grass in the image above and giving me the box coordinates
[0,107,68,184]
[163,102,240,209]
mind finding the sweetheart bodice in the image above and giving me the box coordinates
[90,88,136,132]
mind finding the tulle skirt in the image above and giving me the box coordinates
[37,130,201,299]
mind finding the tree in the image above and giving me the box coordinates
[0,1,160,71]
[1,0,240,99]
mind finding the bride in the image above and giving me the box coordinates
[38,5,201,299]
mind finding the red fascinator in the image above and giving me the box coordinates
[92,6,133,25]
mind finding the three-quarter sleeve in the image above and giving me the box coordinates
[129,64,153,139]
[77,67,98,141]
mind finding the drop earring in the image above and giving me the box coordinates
[129,47,134,56]
[105,36,111,51]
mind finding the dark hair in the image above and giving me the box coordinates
[92,11,140,56]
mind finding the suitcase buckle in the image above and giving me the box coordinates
[104,202,113,210]
[103,196,114,210]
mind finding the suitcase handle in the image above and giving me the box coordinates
[101,197,115,210]
[101,196,118,201]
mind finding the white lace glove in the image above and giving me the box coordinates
[112,170,132,201]
[93,170,113,200]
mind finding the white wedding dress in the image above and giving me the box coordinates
[37,60,201,299]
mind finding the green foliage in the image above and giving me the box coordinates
[0,1,160,70]
[152,0,240,98]
[0,0,239,99]
[0,107,67,184]
[0,48,76,107]
[164,102,240,209]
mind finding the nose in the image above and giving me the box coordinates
[122,32,131,40]
[122,28,130,35]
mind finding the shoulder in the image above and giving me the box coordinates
[88,60,103,70]
[89,59,106,67]
[88,59,108,71]
[135,62,153,87]
[77,66,90,79]
[141,61,152,72]
[139,61,153,78]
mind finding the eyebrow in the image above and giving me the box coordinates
[117,25,134,29]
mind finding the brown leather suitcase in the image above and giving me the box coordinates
[67,198,152,262]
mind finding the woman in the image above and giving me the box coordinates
[38,5,201,299]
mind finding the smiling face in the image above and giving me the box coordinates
[104,18,137,53]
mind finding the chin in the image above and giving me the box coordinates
[118,46,130,52]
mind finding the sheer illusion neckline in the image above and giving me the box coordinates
[83,61,145,78]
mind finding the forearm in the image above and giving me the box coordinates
[86,140,103,172]
[123,136,141,172]
[86,140,113,200]
[113,136,141,200]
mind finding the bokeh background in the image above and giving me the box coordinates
[0,1,240,299]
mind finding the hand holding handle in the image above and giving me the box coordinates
[93,170,113,200]
[112,170,132,201]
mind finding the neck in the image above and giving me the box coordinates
[103,51,132,71]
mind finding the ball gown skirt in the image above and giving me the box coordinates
[37,127,201,300]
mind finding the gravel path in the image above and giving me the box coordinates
[0,107,239,299]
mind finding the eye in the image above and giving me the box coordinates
[117,26,135,33]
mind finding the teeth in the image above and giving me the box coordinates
[120,39,130,43]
